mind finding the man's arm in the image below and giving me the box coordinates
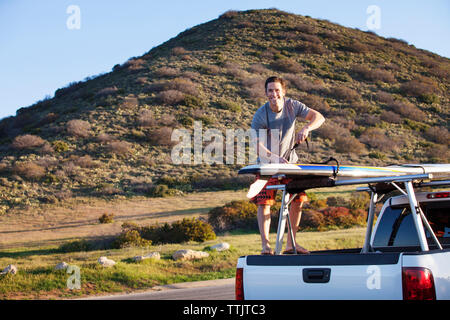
[296,109,325,143]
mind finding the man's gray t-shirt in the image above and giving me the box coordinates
[251,98,310,163]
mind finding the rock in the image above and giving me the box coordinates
[55,262,69,270]
[98,256,116,267]
[133,252,161,262]
[172,249,209,261]
[210,242,230,252]
[1,264,18,275]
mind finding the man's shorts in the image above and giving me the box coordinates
[250,177,308,206]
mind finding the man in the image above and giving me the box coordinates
[251,76,325,255]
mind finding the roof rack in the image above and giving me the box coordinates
[268,173,446,255]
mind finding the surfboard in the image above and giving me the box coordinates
[240,163,450,198]
[239,163,450,178]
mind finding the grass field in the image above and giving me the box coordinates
[0,187,367,299]
[0,227,366,299]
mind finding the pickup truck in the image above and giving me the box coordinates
[235,179,450,300]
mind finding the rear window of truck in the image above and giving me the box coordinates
[372,201,450,248]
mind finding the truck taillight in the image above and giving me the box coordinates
[235,268,244,300]
[427,192,450,199]
[402,267,436,300]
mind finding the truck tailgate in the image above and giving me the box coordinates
[241,253,403,300]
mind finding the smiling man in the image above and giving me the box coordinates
[250,76,325,255]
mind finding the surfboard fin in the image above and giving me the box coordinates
[246,178,269,199]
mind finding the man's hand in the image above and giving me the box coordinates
[296,127,310,143]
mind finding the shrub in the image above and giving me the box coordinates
[165,78,198,95]
[52,140,69,153]
[270,58,303,73]
[59,239,92,253]
[66,119,91,138]
[157,90,185,105]
[389,100,426,122]
[335,135,367,154]
[296,42,327,54]
[12,162,46,180]
[171,46,188,56]
[299,209,325,230]
[95,86,118,97]
[11,134,46,150]
[399,77,439,98]
[340,40,369,53]
[425,126,449,145]
[140,218,216,244]
[208,200,257,232]
[329,85,360,102]
[147,127,176,146]
[359,128,400,152]
[350,65,395,83]
[298,94,330,114]
[120,96,139,109]
[99,213,114,224]
[154,67,179,78]
[380,110,402,124]
[147,184,178,197]
[216,99,241,112]
[137,110,156,127]
[184,94,206,109]
[106,140,132,156]
[113,229,152,249]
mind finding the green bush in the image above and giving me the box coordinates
[99,213,114,224]
[113,229,152,249]
[59,239,92,253]
[52,140,69,153]
[140,218,216,244]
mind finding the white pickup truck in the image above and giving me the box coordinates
[235,177,450,300]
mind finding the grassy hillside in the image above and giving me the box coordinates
[0,9,448,214]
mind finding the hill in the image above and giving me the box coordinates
[0,9,448,214]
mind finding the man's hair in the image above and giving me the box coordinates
[265,76,286,92]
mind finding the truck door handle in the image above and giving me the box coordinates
[302,268,331,283]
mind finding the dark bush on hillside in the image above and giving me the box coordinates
[137,110,156,127]
[329,85,361,102]
[350,65,395,83]
[164,78,199,96]
[389,100,426,122]
[298,94,330,114]
[95,86,118,97]
[241,77,266,100]
[375,91,395,104]
[270,58,303,73]
[208,200,257,232]
[106,140,132,156]
[380,110,402,124]
[399,77,439,98]
[316,122,350,140]
[11,134,46,150]
[335,135,367,154]
[157,90,185,105]
[66,119,91,138]
[147,127,176,146]
[172,46,188,56]
[340,40,369,53]
[425,126,449,145]
[154,67,179,78]
[12,162,46,180]
[359,128,401,152]
[296,42,328,54]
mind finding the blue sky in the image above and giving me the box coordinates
[1,0,449,120]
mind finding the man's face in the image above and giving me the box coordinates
[266,81,285,112]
